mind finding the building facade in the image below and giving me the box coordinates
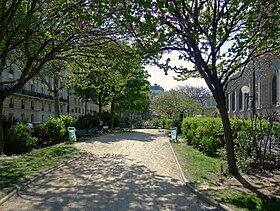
[1,66,98,123]
[150,83,164,99]
[227,56,280,119]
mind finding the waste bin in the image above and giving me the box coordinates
[170,127,177,142]
[67,127,77,142]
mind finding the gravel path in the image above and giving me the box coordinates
[0,129,215,211]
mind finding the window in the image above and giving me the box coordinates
[41,115,44,122]
[21,100,25,109]
[9,98,14,108]
[272,75,277,105]
[239,88,243,110]
[31,101,34,110]
[31,114,34,122]
[30,84,34,92]
[231,91,236,111]
[41,103,44,111]
[49,104,51,111]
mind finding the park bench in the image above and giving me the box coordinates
[89,127,100,136]
[76,129,92,138]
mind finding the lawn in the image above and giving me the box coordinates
[0,143,78,199]
[171,142,280,211]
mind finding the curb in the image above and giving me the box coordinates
[168,140,233,211]
[0,153,81,206]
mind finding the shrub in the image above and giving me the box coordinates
[60,115,77,129]
[32,124,49,146]
[2,115,19,131]
[46,117,66,144]
[182,117,224,156]
[164,119,174,129]
[75,116,90,129]
[133,119,144,129]
[152,116,160,127]
[4,124,37,155]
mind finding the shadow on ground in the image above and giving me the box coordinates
[1,153,211,210]
[84,130,166,144]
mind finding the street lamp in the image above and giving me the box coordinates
[241,60,256,119]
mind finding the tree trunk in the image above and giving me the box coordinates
[110,97,115,130]
[0,97,4,154]
[216,100,238,174]
[54,76,60,117]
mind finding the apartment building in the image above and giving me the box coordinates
[1,66,98,123]
[226,56,280,119]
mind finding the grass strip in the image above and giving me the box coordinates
[0,143,78,199]
[171,142,280,211]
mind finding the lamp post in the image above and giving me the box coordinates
[241,60,256,119]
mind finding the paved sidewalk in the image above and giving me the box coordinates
[0,129,216,210]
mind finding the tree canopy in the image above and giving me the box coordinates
[100,0,280,174]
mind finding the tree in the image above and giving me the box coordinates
[0,0,129,154]
[68,42,150,129]
[39,61,68,117]
[178,85,215,116]
[151,88,200,119]
[106,0,280,176]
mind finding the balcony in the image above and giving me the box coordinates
[59,97,67,102]
[16,89,54,100]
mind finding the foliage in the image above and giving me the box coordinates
[67,42,150,115]
[31,124,49,147]
[2,115,19,131]
[104,0,280,173]
[60,115,77,129]
[172,142,280,211]
[132,118,144,129]
[75,116,90,130]
[46,117,66,144]
[151,88,200,119]
[182,117,224,156]
[0,143,78,198]
[4,124,37,155]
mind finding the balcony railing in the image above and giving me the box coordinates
[16,89,54,100]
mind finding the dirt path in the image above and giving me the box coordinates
[0,129,216,210]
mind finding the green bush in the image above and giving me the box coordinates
[4,124,37,155]
[164,119,174,129]
[182,117,224,156]
[32,124,49,146]
[75,116,90,129]
[182,117,202,145]
[46,117,66,144]
[60,115,77,129]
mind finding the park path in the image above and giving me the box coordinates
[0,129,215,211]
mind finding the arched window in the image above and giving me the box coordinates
[239,88,243,110]
[272,75,277,105]
[231,91,236,111]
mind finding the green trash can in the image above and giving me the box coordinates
[170,127,177,142]
[67,127,77,142]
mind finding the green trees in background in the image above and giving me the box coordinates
[68,42,150,129]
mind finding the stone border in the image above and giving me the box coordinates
[168,140,233,211]
[0,153,81,206]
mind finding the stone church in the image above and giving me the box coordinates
[226,56,280,119]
